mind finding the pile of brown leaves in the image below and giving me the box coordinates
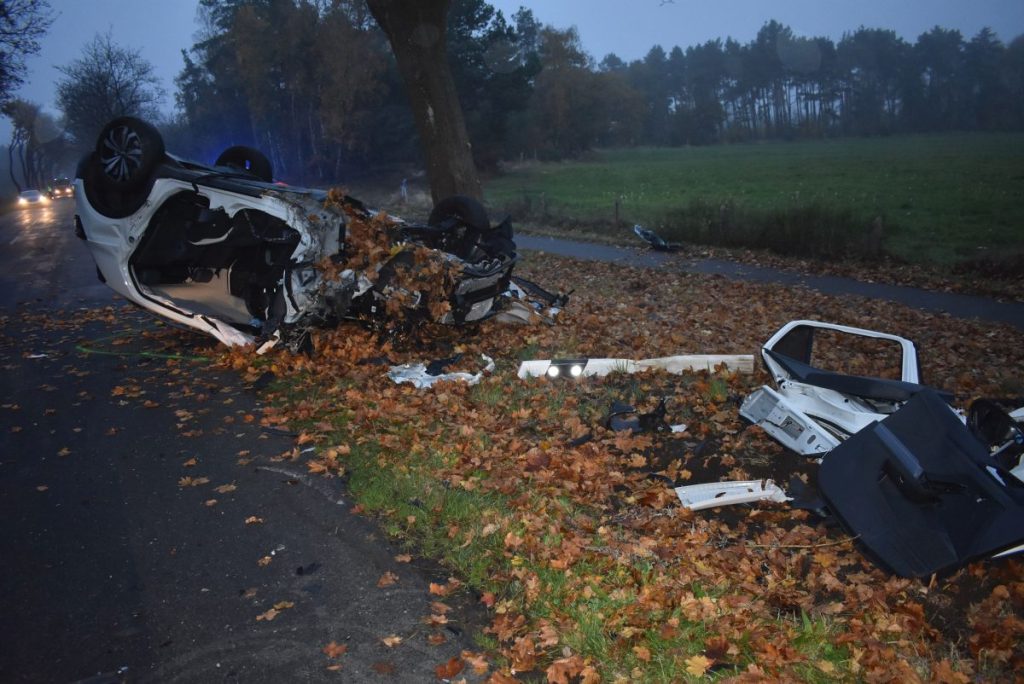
[220,251,1024,681]
[321,189,461,325]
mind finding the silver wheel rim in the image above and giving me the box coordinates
[99,125,144,182]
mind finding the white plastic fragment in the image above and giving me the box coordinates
[674,480,791,511]
[994,542,1024,558]
[388,354,495,389]
[517,354,754,379]
[669,424,688,433]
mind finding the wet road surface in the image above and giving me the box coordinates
[0,203,484,683]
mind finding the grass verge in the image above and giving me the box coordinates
[254,360,869,681]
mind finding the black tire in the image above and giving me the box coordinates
[428,195,490,232]
[94,117,164,191]
[215,145,273,182]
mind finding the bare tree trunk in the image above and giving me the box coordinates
[8,143,21,192]
[18,144,29,188]
[366,0,481,203]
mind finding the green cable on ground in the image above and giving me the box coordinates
[75,330,211,362]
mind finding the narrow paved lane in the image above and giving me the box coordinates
[518,234,1024,330]
[0,202,110,310]
[0,204,485,683]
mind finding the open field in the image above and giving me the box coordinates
[484,134,1024,265]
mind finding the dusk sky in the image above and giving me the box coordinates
[6,0,1024,142]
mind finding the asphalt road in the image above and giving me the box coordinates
[518,235,1024,330]
[0,203,486,683]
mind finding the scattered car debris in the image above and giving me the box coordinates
[674,480,790,511]
[492,276,570,325]
[633,224,681,252]
[738,319,1024,576]
[518,354,753,379]
[75,117,536,350]
[388,354,495,388]
[605,399,686,434]
[740,320,947,455]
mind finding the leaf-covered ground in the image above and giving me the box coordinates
[220,251,1023,682]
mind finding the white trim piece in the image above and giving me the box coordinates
[675,480,791,511]
[517,354,754,379]
[994,542,1024,558]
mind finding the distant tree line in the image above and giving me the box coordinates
[7,0,1024,189]
[168,1,1024,181]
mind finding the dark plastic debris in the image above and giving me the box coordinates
[786,476,829,518]
[426,353,463,377]
[818,390,1024,578]
[511,275,571,308]
[606,398,671,434]
[250,371,276,391]
[633,224,680,252]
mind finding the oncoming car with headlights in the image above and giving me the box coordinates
[74,117,524,350]
[48,178,75,199]
[17,190,49,208]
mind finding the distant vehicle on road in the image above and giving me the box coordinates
[17,190,49,208]
[48,178,75,199]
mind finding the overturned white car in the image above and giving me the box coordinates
[74,117,523,349]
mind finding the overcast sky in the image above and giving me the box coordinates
[6,0,1024,143]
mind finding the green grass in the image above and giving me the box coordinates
[484,133,1024,264]
[264,369,861,680]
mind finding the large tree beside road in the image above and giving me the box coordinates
[55,33,164,146]
[366,0,482,202]
[0,0,54,103]
[2,98,66,190]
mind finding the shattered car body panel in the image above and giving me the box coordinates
[740,320,945,455]
[74,118,519,349]
[818,390,1024,577]
[739,320,1024,576]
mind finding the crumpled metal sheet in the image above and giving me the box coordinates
[387,354,495,389]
